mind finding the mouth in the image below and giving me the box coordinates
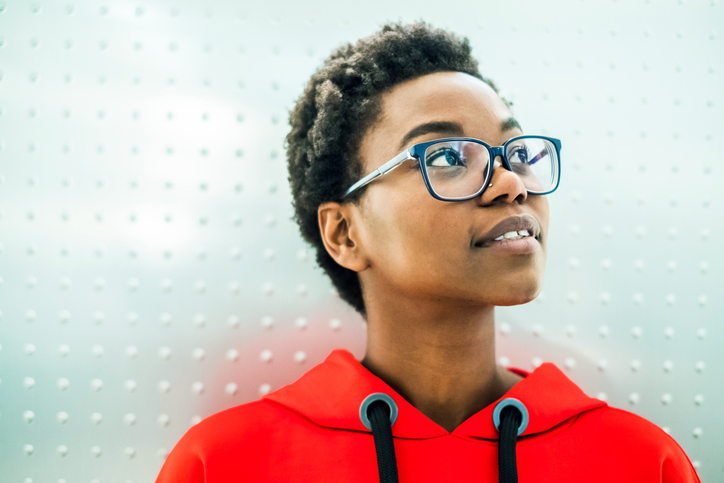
[473,214,542,248]
[474,232,541,249]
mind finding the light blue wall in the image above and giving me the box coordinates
[0,0,721,481]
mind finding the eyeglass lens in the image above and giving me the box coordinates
[422,138,558,198]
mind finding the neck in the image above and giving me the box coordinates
[360,297,520,433]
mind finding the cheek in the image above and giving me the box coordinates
[369,197,468,282]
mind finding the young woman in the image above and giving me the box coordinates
[156,20,699,483]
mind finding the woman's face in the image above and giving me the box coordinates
[354,71,549,308]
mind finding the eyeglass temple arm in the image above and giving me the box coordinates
[529,149,547,165]
[343,150,413,197]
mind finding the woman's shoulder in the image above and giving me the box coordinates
[580,404,680,442]
[575,404,699,477]
[180,398,295,447]
[155,398,298,482]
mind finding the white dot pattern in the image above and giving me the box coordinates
[0,2,720,482]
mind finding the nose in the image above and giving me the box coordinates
[482,155,528,204]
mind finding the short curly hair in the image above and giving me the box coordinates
[285,19,510,320]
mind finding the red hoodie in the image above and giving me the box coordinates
[156,348,700,482]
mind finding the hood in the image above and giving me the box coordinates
[263,348,607,440]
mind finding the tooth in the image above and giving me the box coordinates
[494,235,505,241]
[503,231,519,239]
[518,229,530,236]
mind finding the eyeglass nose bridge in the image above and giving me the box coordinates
[488,146,507,168]
[487,146,512,174]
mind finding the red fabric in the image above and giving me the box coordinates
[156,349,700,482]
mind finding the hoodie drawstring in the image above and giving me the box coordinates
[360,393,400,483]
[493,397,529,483]
[497,405,523,483]
[368,400,399,483]
[360,394,528,483]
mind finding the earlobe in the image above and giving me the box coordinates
[318,202,368,272]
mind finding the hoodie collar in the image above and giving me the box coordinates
[263,348,606,440]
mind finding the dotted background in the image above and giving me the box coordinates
[0,1,721,482]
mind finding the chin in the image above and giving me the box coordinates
[490,275,544,306]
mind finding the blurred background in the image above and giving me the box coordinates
[0,0,721,481]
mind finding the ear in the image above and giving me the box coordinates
[317,201,369,272]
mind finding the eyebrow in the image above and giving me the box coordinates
[397,117,523,151]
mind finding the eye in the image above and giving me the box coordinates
[509,146,530,164]
[426,147,465,168]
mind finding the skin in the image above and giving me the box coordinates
[317,71,550,433]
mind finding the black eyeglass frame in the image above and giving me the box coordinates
[342,135,562,202]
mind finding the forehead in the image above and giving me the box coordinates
[361,71,514,168]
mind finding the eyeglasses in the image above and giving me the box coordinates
[343,135,562,202]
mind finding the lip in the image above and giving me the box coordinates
[480,235,540,254]
[474,213,541,248]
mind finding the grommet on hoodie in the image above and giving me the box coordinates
[493,398,529,483]
[359,393,399,483]
[493,398,529,435]
[359,393,398,430]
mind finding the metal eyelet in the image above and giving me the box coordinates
[492,397,529,436]
[359,392,399,431]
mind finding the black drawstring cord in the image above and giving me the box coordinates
[367,400,399,483]
[498,405,523,483]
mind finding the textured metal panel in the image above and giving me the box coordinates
[0,0,721,481]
